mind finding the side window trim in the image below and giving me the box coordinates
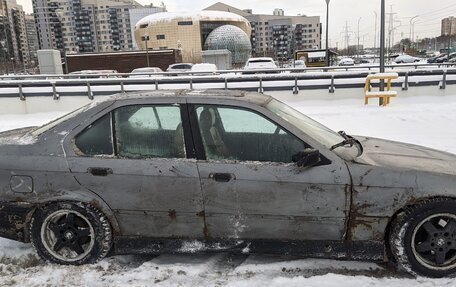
[180,103,197,159]
[110,111,118,156]
[187,104,207,160]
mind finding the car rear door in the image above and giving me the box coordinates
[65,98,206,239]
[187,100,351,241]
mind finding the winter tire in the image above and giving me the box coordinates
[389,198,456,277]
[30,202,112,265]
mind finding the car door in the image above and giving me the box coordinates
[65,98,206,239]
[188,101,351,241]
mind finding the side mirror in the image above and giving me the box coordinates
[292,148,321,168]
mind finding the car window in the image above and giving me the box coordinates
[114,105,185,159]
[74,113,114,156]
[196,105,306,163]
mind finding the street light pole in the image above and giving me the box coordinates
[142,35,150,67]
[357,17,362,58]
[379,0,386,105]
[325,0,330,67]
[411,18,419,46]
[449,19,452,55]
[374,11,377,54]
[409,16,418,43]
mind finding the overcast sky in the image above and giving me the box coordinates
[16,0,456,48]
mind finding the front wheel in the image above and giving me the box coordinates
[389,198,456,277]
[30,202,112,265]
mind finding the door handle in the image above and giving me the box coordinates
[209,173,235,182]
[88,167,113,176]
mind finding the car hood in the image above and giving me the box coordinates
[354,136,456,176]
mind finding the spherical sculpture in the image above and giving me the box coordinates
[204,25,252,64]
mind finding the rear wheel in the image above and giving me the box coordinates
[30,202,112,265]
[389,198,456,277]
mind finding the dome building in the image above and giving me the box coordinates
[134,11,251,64]
[204,25,251,64]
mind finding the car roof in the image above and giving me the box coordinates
[104,90,273,106]
[132,67,162,71]
[247,57,274,61]
[169,63,193,67]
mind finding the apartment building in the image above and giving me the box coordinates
[204,2,321,58]
[25,14,39,61]
[442,16,456,36]
[33,0,145,54]
[0,0,30,65]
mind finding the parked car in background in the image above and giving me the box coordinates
[190,63,218,75]
[292,60,307,70]
[338,58,355,66]
[129,67,164,78]
[449,57,456,65]
[447,52,456,62]
[1,90,456,278]
[433,55,448,63]
[427,55,442,63]
[354,58,370,64]
[166,63,193,76]
[69,70,119,78]
[243,57,278,74]
[394,55,420,64]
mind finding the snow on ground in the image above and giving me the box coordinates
[1,95,456,286]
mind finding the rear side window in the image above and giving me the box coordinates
[114,105,185,159]
[74,105,185,159]
[74,113,113,156]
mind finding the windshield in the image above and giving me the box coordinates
[31,103,91,136]
[266,99,345,149]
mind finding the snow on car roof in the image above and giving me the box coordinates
[106,90,271,106]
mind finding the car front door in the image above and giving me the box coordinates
[188,101,351,241]
[65,98,206,239]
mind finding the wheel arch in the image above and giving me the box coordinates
[383,195,456,261]
[23,196,120,243]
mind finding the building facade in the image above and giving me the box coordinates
[32,0,146,54]
[134,11,251,63]
[0,0,30,67]
[442,17,456,36]
[25,14,39,62]
[129,5,167,49]
[204,2,321,59]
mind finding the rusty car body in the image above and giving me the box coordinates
[0,90,455,277]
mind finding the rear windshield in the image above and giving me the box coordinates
[31,104,90,136]
[249,60,273,63]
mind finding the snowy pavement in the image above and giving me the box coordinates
[1,95,456,286]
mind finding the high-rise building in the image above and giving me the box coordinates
[32,0,143,54]
[204,2,321,58]
[25,14,39,62]
[0,0,30,66]
[442,17,456,36]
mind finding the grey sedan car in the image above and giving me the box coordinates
[1,90,456,277]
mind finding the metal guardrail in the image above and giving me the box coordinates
[1,63,456,81]
[1,66,455,100]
